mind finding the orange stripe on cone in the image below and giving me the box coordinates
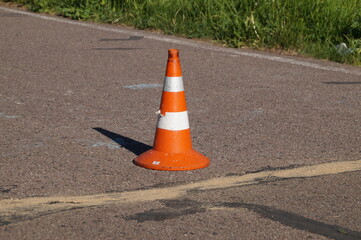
[160,91,187,114]
[134,49,210,171]
[153,128,192,153]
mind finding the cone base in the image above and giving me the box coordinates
[134,149,210,171]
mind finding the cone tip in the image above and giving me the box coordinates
[168,49,179,59]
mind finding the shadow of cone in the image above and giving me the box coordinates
[134,49,210,171]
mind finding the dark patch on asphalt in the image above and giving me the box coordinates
[126,199,206,222]
[221,202,361,240]
[126,200,361,239]
[226,164,303,177]
[253,176,284,183]
[323,81,361,85]
[45,201,80,205]
[0,185,17,193]
[250,164,303,174]
[91,48,142,51]
[0,220,11,226]
[47,201,61,204]
[99,36,144,41]
[0,206,85,227]
[161,199,204,209]
[93,128,152,155]
[185,186,215,194]
[125,207,205,222]
[132,181,188,192]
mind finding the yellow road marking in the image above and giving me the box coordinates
[1,160,360,225]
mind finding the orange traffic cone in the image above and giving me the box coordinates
[134,49,210,171]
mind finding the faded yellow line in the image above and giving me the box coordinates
[1,160,360,225]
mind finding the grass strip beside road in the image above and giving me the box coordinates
[2,0,361,65]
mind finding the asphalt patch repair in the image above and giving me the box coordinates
[1,159,360,232]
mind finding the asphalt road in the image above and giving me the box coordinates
[1,5,361,240]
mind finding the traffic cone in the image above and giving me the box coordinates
[134,49,210,171]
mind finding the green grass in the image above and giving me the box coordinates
[3,0,361,65]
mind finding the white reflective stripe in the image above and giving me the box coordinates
[163,77,184,92]
[157,111,189,130]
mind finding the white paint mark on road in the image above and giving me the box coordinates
[1,7,360,76]
[78,139,120,149]
[0,112,21,119]
[64,90,74,96]
[124,84,162,89]
[239,109,264,123]
[91,142,120,149]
